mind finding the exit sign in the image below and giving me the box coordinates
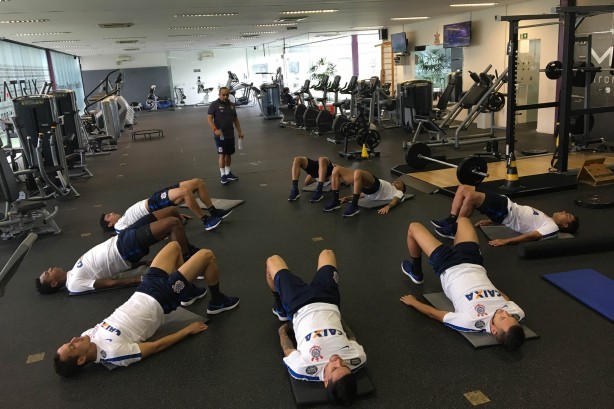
[520,33,528,40]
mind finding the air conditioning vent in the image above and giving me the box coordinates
[241,34,259,38]
[286,26,298,30]
[98,22,134,29]
[116,40,138,44]
[123,48,140,51]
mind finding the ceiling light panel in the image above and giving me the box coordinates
[280,10,337,14]
[174,13,237,17]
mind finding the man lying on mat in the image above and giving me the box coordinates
[288,156,335,203]
[266,249,366,406]
[430,184,579,246]
[37,215,201,300]
[323,165,406,217]
[101,178,231,233]
[53,241,239,377]
[400,217,526,350]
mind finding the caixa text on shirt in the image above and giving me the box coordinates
[304,328,344,342]
[101,321,121,336]
[465,289,502,301]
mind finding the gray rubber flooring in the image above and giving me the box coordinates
[1,105,613,408]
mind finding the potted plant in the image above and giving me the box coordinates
[416,48,450,89]
[308,57,336,84]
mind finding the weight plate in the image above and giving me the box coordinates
[365,130,381,149]
[457,156,487,185]
[574,194,614,209]
[405,143,431,169]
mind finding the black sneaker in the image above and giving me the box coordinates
[435,224,457,239]
[431,217,453,229]
[210,208,232,219]
[288,188,300,201]
[323,200,341,212]
[181,286,208,307]
[310,189,324,203]
[226,172,239,181]
[207,294,240,314]
[272,300,289,322]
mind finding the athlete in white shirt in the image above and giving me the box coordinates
[100,178,230,233]
[36,215,199,295]
[266,249,366,406]
[324,165,406,217]
[400,218,526,350]
[431,184,579,246]
[54,241,239,377]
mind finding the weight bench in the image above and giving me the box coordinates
[131,129,164,141]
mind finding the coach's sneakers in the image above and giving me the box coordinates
[273,300,290,322]
[288,188,300,201]
[310,188,324,203]
[431,217,453,229]
[210,208,232,219]
[181,286,208,307]
[207,294,240,315]
[435,223,457,239]
[221,174,229,185]
[343,203,360,217]
[401,260,423,284]
[323,200,341,212]
[203,216,222,231]
[226,172,239,181]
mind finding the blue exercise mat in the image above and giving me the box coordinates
[543,269,614,321]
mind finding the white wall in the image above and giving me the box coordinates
[80,52,168,70]
[389,0,559,132]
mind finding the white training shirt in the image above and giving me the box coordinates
[66,236,131,293]
[283,303,367,381]
[114,200,149,232]
[83,292,164,368]
[440,263,525,333]
[364,179,404,202]
[503,198,558,239]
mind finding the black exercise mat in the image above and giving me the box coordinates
[290,368,375,405]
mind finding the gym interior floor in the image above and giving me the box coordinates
[1,105,613,409]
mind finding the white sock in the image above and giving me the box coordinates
[220,168,225,177]
[225,166,231,174]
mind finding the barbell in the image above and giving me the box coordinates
[542,60,601,87]
[405,143,489,186]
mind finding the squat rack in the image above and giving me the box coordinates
[497,5,614,182]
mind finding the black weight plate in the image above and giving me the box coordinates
[457,155,487,185]
[355,128,368,146]
[365,130,381,149]
[405,143,431,169]
[544,60,562,80]
[574,194,614,209]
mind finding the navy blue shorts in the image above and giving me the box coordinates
[136,267,191,314]
[305,158,333,180]
[274,266,340,316]
[214,133,236,155]
[361,174,380,195]
[116,223,153,263]
[147,184,179,212]
[429,242,483,276]
[477,194,509,224]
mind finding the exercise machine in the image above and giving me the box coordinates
[303,75,330,132]
[226,71,253,106]
[330,75,359,143]
[314,75,342,135]
[195,76,213,106]
[292,80,312,128]
[174,86,186,109]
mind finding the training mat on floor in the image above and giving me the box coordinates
[480,225,574,240]
[543,269,614,321]
[102,307,208,370]
[290,368,375,405]
[423,293,539,347]
[179,198,244,210]
[302,182,332,192]
[358,193,415,208]
[68,265,147,296]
